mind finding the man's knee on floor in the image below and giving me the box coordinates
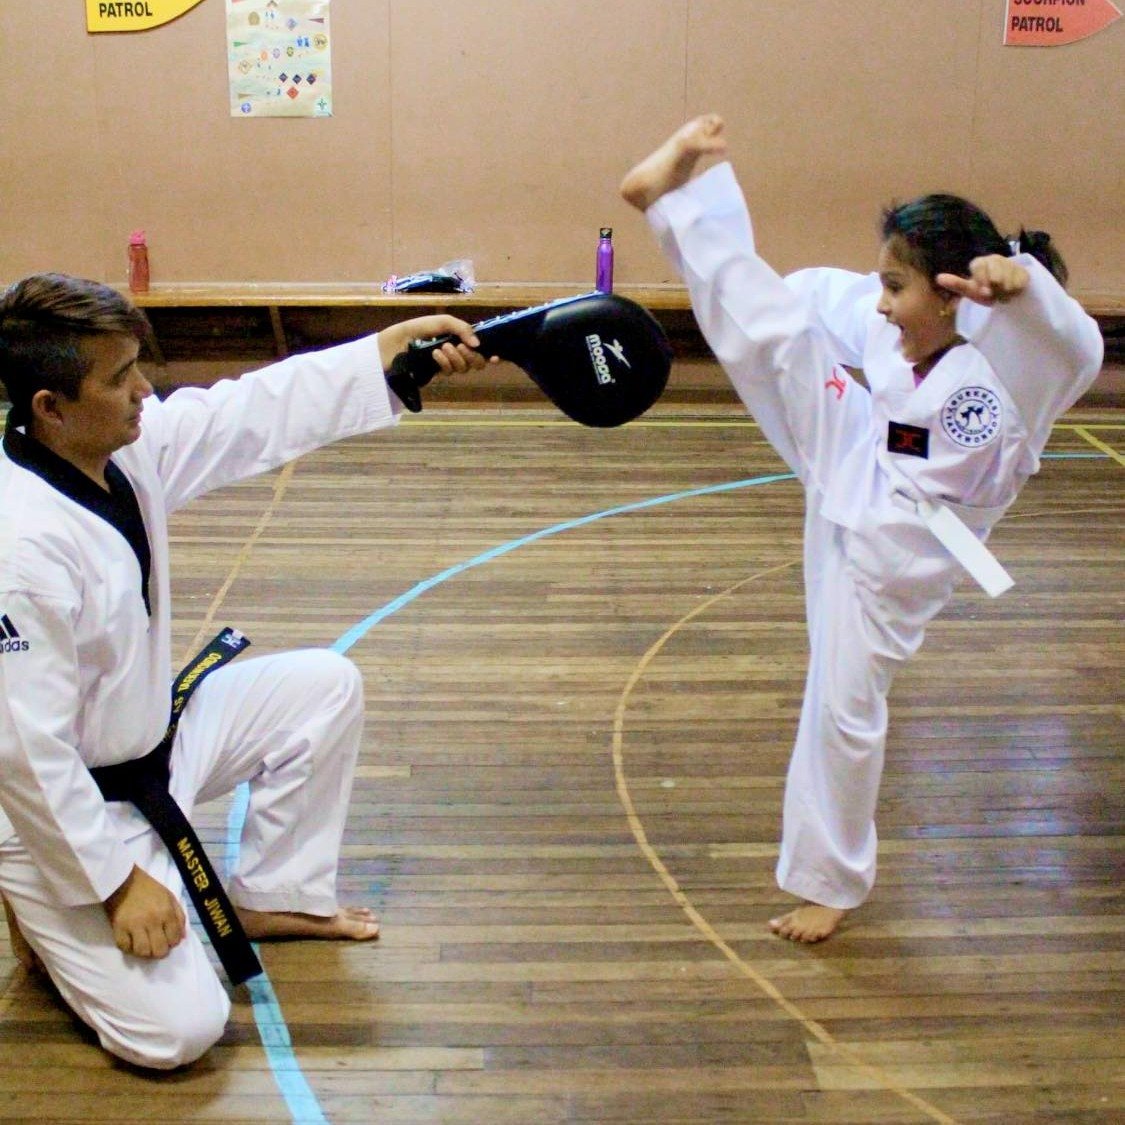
[100,990,229,1071]
[299,649,364,715]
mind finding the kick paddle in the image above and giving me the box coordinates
[387,291,672,427]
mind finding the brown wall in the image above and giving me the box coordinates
[1,1,1121,293]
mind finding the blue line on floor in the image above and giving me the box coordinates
[224,470,795,1122]
[331,473,796,655]
[226,783,328,1124]
[223,453,1106,1120]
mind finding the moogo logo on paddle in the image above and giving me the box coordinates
[585,334,631,385]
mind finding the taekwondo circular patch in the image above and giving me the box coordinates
[941,386,1002,449]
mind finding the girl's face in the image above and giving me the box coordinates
[875,240,959,366]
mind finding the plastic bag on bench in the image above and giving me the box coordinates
[382,259,475,295]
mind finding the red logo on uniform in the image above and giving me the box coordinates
[825,371,847,400]
[887,420,930,459]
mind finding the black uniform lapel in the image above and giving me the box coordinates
[3,419,153,614]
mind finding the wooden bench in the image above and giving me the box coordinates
[125,282,1122,368]
[124,283,1124,410]
[125,283,697,366]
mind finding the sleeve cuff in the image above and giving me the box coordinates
[647,162,756,251]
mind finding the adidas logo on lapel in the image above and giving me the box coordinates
[0,614,30,653]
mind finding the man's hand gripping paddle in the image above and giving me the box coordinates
[387,291,673,427]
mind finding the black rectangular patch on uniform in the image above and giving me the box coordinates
[888,421,930,459]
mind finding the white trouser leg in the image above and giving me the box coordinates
[0,648,362,1069]
[649,168,869,487]
[775,512,902,908]
[171,648,365,915]
[0,832,230,1070]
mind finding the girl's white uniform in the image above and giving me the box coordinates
[0,336,399,1067]
[646,163,1103,911]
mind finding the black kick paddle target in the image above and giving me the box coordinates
[387,291,673,427]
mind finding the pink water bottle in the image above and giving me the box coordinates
[128,230,150,293]
[595,227,614,293]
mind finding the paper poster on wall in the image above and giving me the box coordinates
[227,0,332,117]
[87,1,206,32]
[1004,0,1121,46]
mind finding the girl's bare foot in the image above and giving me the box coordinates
[768,903,847,943]
[235,905,379,942]
[620,113,728,211]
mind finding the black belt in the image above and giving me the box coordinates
[90,628,263,985]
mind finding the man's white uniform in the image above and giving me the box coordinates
[0,336,398,1067]
[646,163,1103,911]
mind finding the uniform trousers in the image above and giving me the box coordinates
[0,648,364,1069]
[734,331,954,909]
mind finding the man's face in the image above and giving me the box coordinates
[57,333,153,461]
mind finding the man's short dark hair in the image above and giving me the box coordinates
[0,273,149,425]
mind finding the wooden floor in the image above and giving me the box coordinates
[1,389,1122,1123]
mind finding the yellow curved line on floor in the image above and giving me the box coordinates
[1072,425,1125,466]
[179,461,296,663]
[176,429,1105,1123]
[0,967,21,1019]
[1002,504,1125,522]
[611,559,962,1125]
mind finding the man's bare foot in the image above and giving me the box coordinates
[3,896,45,974]
[619,113,728,211]
[768,903,847,943]
[234,906,379,942]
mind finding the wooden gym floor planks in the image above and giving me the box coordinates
[1,404,1121,1124]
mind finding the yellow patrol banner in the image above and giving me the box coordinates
[87,0,206,33]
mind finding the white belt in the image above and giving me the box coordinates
[893,491,1014,598]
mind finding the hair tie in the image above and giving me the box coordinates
[1019,228,1052,255]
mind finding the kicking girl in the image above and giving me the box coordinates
[621,115,1103,942]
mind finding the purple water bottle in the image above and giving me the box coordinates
[595,227,614,293]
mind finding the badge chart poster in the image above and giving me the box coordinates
[227,0,332,117]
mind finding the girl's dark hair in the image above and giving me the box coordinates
[0,273,149,426]
[881,194,1068,288]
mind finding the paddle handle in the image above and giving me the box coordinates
[386,334,460,412]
